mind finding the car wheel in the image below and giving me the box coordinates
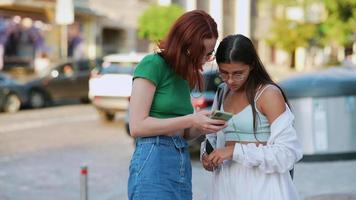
[80,97,91,104]
[97,109,115,122]
[30,90,47,108]
[3,93,21,113]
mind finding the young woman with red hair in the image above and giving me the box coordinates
[127,10,227,200]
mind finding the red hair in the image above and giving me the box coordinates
[158,10,218,90]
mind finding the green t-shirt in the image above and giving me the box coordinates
[133,53,194,118]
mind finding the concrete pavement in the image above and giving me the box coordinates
[1,104,355,200]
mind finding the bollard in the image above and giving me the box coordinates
[80,165,88,200]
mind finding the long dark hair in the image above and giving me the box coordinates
[215,34,290,135]
[158,10,218,90]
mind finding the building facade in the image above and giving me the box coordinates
[0,0,152,71]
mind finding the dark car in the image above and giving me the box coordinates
[124,70,222,136]
[191,70,222,110]
[26,58,102,108]
[0,73,29,113]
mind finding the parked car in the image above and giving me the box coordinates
[124,70,222,135]
[26,58,102,108]
[89,53,146,121]
[191,70,222,110]
[0,73,29,113]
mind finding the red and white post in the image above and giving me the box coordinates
[80,165,88,200]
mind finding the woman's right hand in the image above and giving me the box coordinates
[202,153,214,171]
[191,110,227,134]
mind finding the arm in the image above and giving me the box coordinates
[183,127,207,140]
[185,85,225,140]
[129,78,226,137]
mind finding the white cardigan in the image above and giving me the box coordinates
[200,86,303,200]
[201,86,303,174]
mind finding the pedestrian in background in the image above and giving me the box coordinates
[34,52,50,76]
[0,18,10,71]
[201,34,303,200]
[127,10,227,200]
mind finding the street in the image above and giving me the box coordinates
[1,105,356,200]
[0,105,132,200]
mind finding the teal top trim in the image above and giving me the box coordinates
[222,105,271,142]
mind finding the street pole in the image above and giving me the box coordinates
[56,0,74,59]
[60,25,68,58]
[80,165,88,200]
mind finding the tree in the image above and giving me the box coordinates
[266,0,318,68]
[138,4,184,43]
[320,0,355,65]
[267,19,316,68]
[267,0,355,67]
[320,0,356,46]
[269,19,316,50]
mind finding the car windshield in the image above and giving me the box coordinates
[100,64,134,75]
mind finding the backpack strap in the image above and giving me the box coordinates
[216,84,225,110]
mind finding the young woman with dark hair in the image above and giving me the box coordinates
[201,34,303,200]
[127,10,227,200]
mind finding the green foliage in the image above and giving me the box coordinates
[266,0,318,52]
[320,0,356,45]
[138,4,184,42]
[267,19,316,53]
[265,0,355,68]
[269,0,298,6]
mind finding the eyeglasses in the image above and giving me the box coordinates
[205,50,215,62]
[218,71,246,82]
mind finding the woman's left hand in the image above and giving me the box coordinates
[208,145,235,167]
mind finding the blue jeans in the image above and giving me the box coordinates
[128,135,192,200]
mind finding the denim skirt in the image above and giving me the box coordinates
[128,135,192,200]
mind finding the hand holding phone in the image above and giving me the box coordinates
[210,110,234,121]
[191,110,228,133]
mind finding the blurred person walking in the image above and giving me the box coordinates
[34,52,50,76]
[127,10,227,200]
[342,47,356,69]
[0,18,10,71]
[201,34,303,200]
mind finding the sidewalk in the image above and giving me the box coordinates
[191,159,356,200]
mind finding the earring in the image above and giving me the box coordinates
[186,50,191,55]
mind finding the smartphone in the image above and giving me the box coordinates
[205,139,214,155]
[210,110,234,121]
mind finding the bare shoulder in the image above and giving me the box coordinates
[259,85,284,102]
[257,84,286,124]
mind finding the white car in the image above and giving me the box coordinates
[89,53,146,121]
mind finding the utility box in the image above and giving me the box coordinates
[279,68,356,156]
